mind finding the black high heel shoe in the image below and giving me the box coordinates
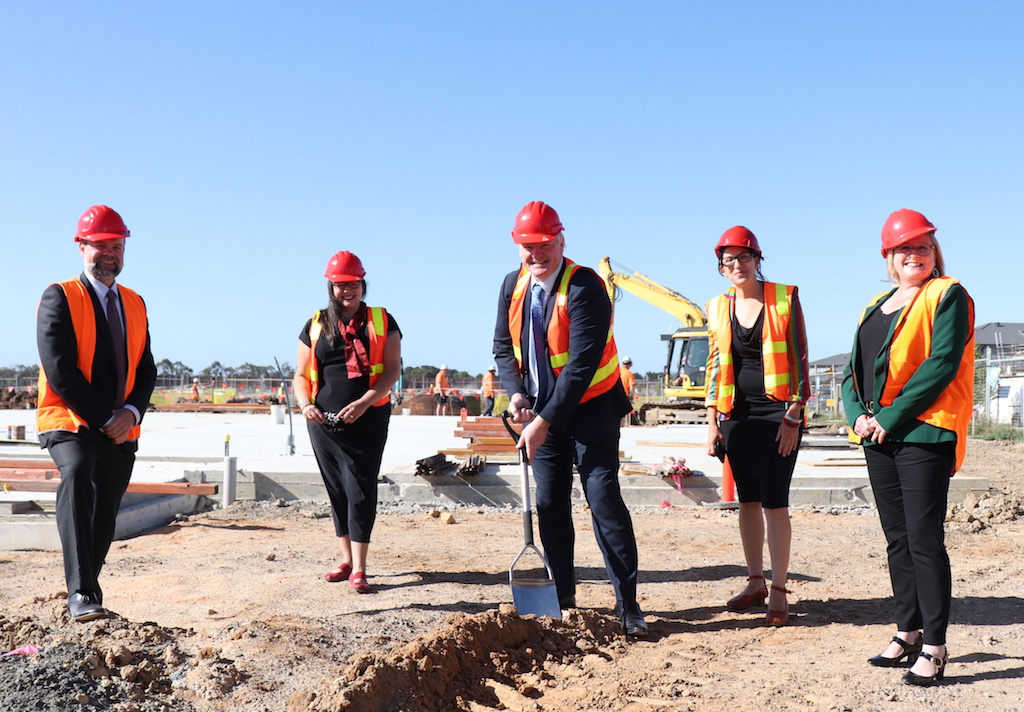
[868,636,922,667]
[902,650,947,686]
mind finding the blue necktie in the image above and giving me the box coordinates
[531,282,550,402]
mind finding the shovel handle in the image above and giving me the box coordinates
[500,411,528,465]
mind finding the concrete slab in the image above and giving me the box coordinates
[0,410,992,551]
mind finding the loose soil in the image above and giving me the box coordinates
[1,440,1022,712]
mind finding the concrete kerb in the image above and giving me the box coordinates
[0,410,991,551]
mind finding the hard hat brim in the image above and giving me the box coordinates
[75,233,128,242]
[512,233,556,245]
[881,227,936,257]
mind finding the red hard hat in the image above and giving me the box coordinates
[324,251,366,281]
[715,226,761,258]
[74,205,130,242]
[881,209,935,257]
[511,201,564,244]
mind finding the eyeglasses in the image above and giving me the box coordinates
[893,244,934,256]
[720,252,756,268]
[332,281,362,291]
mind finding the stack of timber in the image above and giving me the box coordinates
[442,416,521,463]
[441,416,629,463]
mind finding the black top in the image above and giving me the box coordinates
[855,306,900,409]
[299,310,400,413]
[731,308,785,418]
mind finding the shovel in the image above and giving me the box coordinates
[501,412,562,619]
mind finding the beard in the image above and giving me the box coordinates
[89,259,122,281]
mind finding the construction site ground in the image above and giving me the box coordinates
[0,410,1022,712]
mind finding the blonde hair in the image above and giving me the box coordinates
[885,232,945,283]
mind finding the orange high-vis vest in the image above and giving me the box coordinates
[481,371,496,398]
[507,260,621,404]
[306,307,390,407]
[860,277,975,472]
[705,282,808,415]
[37,279,148,440]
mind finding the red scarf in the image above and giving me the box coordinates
[339,305,370,379]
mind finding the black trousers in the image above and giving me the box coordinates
[531,429,640,615]
[307,407,389,543]
[865,441,954,645]
[482,396,495,417]
[48,435,136,599]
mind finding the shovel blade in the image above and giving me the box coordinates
[511,578,562,619]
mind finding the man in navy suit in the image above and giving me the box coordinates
[36,205,156,621]
[493,201,646,636]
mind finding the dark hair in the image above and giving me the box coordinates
[319,280,367,346]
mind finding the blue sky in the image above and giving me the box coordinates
[2,2,1019,377]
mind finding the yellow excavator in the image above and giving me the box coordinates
[598,257,709,424]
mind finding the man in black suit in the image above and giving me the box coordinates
[36,205,156,622]
[493,201,647,636]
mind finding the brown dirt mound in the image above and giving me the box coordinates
[290,606,622,712]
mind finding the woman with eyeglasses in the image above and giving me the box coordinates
[292,250,402,593]
[705,226,810,627]
[841,210,974,685]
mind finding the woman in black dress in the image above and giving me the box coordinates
[705,227,810,626]
[293,250,402,593]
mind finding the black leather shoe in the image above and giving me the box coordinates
[559,596,576,610]
[868,636,922,667]
[68,592,106,622]
[622,612,648,637]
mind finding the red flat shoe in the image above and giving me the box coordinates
[349,571,371,593]
[766,584,792,626]
[727,575,768,611]
[324,563,353,582]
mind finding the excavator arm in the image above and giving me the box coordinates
[598,257,707,328]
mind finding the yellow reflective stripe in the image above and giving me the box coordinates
[763,340,787,354]
[589,357,619,387]
[764,372,791,388]
[773,283,789,315]
[370,307,385,336]
[549,351,569,368]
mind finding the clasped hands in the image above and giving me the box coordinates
[854,413,888,444]
[101,409,136,445]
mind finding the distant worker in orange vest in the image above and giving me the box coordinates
[434,365,450,416]
[191,377,200,402]
[619,357,636,426]
[481,365,497,416]
[36,205,157,622]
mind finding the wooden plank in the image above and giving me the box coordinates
[0,480,218,495]
[0,469,60,480]
[0,459,57,469]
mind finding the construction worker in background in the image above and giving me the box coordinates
[36,205,157,622]
[481,365,497,416]
[191,377,200,402]
[619,357,637,426]
[493,200,647,636]
[435,365,450,416]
